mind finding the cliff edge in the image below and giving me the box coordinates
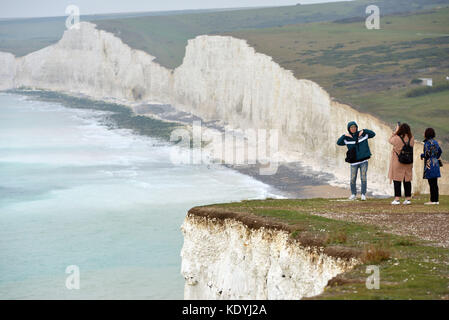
[181,197,449,300]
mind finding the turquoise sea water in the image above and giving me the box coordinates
[0,92,282,299]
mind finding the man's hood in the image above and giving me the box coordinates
[347,121,358,135]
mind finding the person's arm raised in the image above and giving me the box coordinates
[389,133,397,145]
[337,134,349,146]
[362,129,376,138]
[389,125,399,145]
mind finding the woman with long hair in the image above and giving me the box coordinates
[388,123,414,205]
[420,128,443,205]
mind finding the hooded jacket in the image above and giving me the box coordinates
[421,138,442,179]
[337,121,376,162]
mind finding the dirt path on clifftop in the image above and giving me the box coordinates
[310,199,449,248]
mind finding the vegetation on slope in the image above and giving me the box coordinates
[194,195,449,299]
[224,7,449,159]
[0,8,245,57]
[94,0,449,68]
[96,4,449,158]
[2,0,447,63]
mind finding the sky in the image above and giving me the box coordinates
[0,0,352,18]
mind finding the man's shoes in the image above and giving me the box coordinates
[403,200,411,205]
[391,199,400,205]
[361,194,367,201]
[424,202,439,205]
[349,194,356,200]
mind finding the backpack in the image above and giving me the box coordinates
[345,134,359,163]
[396,136,413,164]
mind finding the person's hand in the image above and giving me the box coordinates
[345,133,352,138]
[394,124,399,134]
[359,129,364,137]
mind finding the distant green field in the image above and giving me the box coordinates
[2,0,447,64]
[94,1,449,159]
[224,7,449,157]
[1,0,448,157]
[0,7,255,57]
[94,0,449,68]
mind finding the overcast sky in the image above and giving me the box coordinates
[0,0,352,18]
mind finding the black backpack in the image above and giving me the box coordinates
[345,134,359,163]
[396,136,413,164]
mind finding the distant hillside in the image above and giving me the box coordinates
[0,6,263,57]
[93,0,449,68]
[95,2,449,159]
[1,0,448,65]
[1,0,448,157]
[224,7,449,158]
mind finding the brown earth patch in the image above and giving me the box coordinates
[187,206,362,261]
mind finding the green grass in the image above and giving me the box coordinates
[95,5,449,157]
[0,9,235,57]
[406,81,449,97]
[93,0,449,69]
[85,4,449,156]
[224,7,449,159]
[344,87,449,152]
[197,195,449,299]
[2,0,447,65]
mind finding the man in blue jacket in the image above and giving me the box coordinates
[337,121,376,200]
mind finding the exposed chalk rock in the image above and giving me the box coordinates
[0,52,16,90]
[0,21,447,195]
[11,22,172,103]
[180,214,359,299]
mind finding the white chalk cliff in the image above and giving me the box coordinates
[2,21,449,300]
[1,22,446,195]
[181,213,358,299]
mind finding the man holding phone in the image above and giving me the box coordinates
[337,121,376,200]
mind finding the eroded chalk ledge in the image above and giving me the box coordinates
[180,206,361,300]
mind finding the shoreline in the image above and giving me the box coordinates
[2,20,448,197]
[5,88,352,199]
[225,162,351,199]
[131,98,357,199]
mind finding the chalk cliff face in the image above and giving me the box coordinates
[0,21,447,195]
[9,23,172,103]
[181,214,358,299]
[172,35,433,194]
[0,52,16,90]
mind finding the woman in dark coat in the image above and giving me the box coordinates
[420,128,443,205]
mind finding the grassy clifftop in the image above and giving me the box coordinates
[191,195,449,299]
[225,7,449,159]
